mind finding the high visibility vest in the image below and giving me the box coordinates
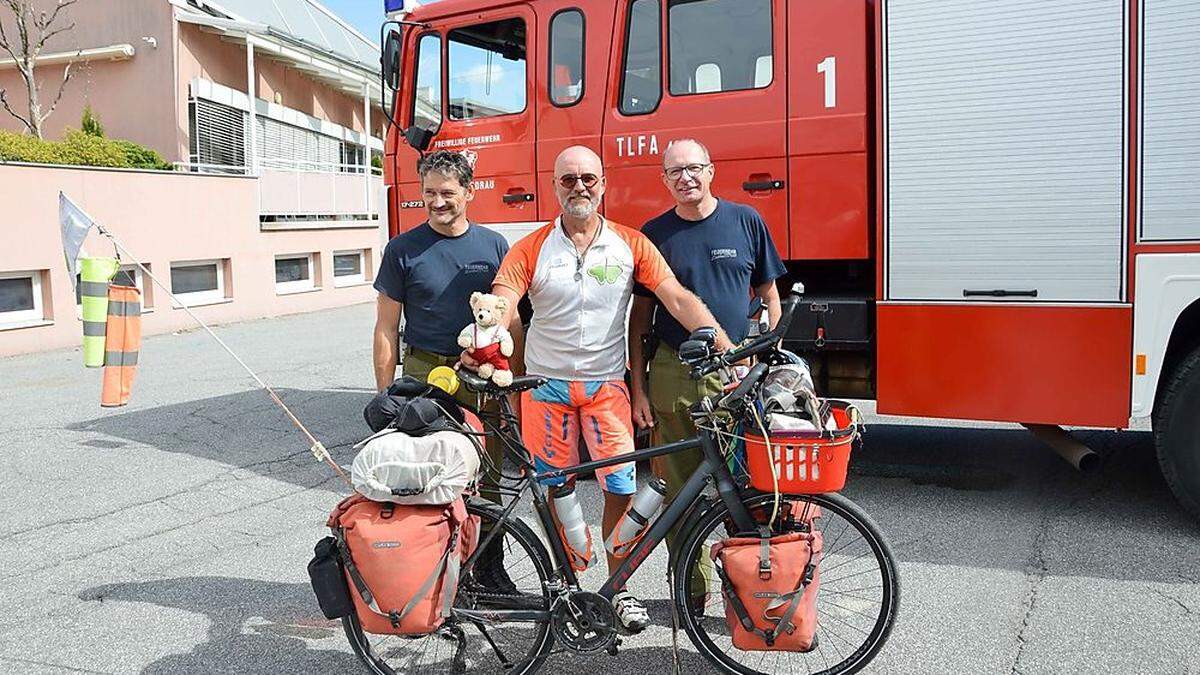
[79,257,121,367]
[101,285,142,407]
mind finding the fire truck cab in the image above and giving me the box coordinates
[380,0,1200,519]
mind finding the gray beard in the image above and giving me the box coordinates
[562,200,596,219]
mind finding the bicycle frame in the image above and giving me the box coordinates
[455,394,759,627]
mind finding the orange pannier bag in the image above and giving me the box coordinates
[711,528,823,652]
[327,494,478,635]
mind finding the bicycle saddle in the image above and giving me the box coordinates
[457,369,547,396]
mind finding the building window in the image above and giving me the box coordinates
[275,253,317,294]
[412,33,443,133]
[171,259,227,306]
[549,9,585,107]
[333,249,367,287]
[448,18,527,120]
[668,0,772,96]
[620,0,661,115]
[0,271,44,326]
[189,98,246,172]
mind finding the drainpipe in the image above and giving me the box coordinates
[363,81,372,219]
[245,36,258,176]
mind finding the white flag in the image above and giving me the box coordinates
[59,192,95,289]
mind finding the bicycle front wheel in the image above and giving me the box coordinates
[673,491,899,675]
[343,499,555,674]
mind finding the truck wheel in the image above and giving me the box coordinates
[1155,344,1200,521]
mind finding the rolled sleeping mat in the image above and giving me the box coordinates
[79,257,120,367]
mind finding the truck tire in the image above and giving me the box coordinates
[1155,344,1200,522]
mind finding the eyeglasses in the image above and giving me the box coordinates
[557,173,601,189]
[664,163,711,180]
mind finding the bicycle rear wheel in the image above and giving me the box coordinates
[673,491,899,675]
[343,499,555,674]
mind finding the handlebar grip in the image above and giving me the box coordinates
[774,295,801,338]
[719,362,768,410]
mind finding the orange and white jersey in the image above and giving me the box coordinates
[494,218,673,381]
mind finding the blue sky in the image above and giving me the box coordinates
[321,0,388,40]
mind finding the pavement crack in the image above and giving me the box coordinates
[1153,589,1194,617]
[1,474,343,582]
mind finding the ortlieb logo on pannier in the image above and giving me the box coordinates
[316,493,479,636]
[711,527,824,652]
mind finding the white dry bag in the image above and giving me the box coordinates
[351,429,481,505]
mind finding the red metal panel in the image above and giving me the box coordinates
[601,0,789,245]
[787,0,871,260]
[877,304,1133,427]
[789,153,869,259]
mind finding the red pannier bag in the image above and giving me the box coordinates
[326,493,479,635]
[711,528,823,652]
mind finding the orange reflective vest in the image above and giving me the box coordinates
[101,285,142,407]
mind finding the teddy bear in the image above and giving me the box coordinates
[457,291,514,387]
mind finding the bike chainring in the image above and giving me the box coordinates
[550,591,618,653]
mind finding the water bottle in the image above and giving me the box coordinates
[552,485,595,570]
[606,478,668,556]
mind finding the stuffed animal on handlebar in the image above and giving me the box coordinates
[457,292,514,387]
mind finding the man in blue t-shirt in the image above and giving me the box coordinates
[629,137,786,546]
[373,150,521,595]
[373,150,515,392]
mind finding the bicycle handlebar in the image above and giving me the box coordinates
[691,293,802,377]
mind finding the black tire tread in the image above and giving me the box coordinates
[1154,343,1200,522]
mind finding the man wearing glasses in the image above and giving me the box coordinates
[628,138,786,551]
[488,145,732,633]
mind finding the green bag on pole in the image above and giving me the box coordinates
[80,257,120,367]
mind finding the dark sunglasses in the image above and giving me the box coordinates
[557,173,601,189]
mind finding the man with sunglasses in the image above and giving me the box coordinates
[487,145,732,633]
[628,138,786,569]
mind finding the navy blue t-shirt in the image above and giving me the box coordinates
[637,200,786,350]
[374,222,509,356]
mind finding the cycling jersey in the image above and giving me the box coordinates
[494,218,673,381]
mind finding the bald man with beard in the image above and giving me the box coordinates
[486,145,732,633]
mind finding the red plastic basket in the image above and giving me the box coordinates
[744,401,859,494]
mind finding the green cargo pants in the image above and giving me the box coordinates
[403,347,503,506]
[647,344,723,601]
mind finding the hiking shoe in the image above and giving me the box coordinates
[613,591,651,634]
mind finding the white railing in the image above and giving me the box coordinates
[174,159,383,220]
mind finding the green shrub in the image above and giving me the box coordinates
[0,128,173,170]
[111,139,173,170]
[0,130,60,163]
[56,129,127,167]
[81,105,105,137]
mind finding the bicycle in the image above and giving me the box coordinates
[343,288,900,674]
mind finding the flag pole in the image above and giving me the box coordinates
[92,221,352,488]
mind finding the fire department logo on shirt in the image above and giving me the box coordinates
[458,148,478,169]
[711,248,738,261]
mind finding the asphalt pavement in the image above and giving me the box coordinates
[0,303,1196,674]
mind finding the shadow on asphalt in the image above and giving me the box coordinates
[79,576,360,674]
[67,389,1196,587]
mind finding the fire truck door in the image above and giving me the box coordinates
[603,0,788,253]
[397,7,538,237]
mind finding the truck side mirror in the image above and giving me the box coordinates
[404,125,435,152]
[382,27,402,91]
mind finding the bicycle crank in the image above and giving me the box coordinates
[550,591,617,653]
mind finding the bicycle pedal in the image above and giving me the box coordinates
[606,636,621,656]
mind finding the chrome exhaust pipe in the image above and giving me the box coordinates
[1022,424,1101,474]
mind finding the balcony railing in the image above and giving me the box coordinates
[176,157,382,227]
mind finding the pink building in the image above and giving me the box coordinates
[0,0,390,356]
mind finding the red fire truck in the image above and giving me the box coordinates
[377,0,1200,518]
